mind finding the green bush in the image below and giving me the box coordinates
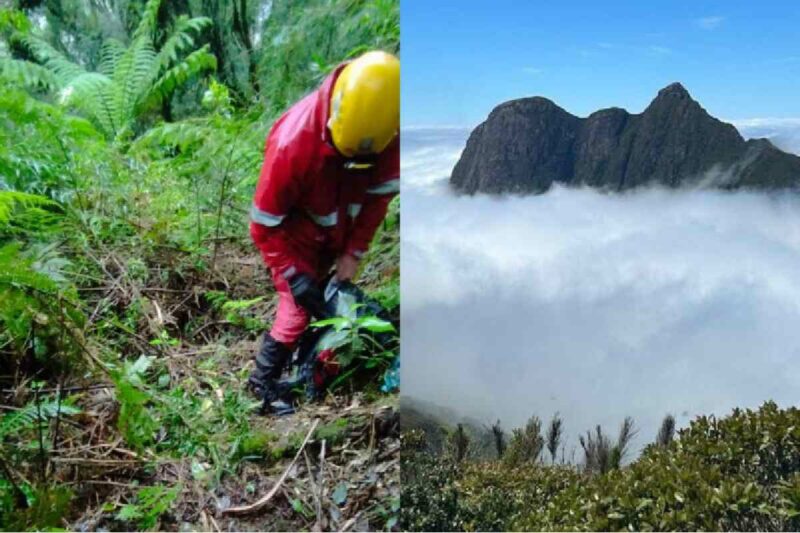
[403,402,800,532]
[400,430,467,531]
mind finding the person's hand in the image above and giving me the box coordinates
[335,254,360,281]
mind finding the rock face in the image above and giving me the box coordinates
[451,83,800,194]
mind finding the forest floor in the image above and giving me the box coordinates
[1,241,400,531]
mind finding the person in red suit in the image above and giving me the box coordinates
[248,51,400,414]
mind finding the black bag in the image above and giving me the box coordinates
[277,277,390,401]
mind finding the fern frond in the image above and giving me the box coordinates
[60,72,118,136]
[134,120,214,152]
[19,35,85,87]
[9,0,214,140]
[0,243,57,288]
[61,72,113,103]
[112,38,158,130]
[97,39,126,76]
[155,16,213,73]
[0,7,31,34]
[0,57,56,90]
[0,398,81,440]
[0,191,58,227]
[145,46,216,108]
[131,0,164,41]
[0,242,86,366]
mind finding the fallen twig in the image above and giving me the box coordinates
[50,457,142,466]
[208,512,221,532]
[303,447,322,529]
[1,383,113,395]
[63,479,142,488]
[222,418,320,516]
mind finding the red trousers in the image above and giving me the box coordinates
[254,239,334,347]
[267,266,311,347]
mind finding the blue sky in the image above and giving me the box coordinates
[402,1,800,127]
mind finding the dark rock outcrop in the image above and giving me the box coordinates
[451,83,800,194]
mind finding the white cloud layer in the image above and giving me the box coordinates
[401,124,800,455]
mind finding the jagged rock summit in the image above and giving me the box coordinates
[450,83,800,194]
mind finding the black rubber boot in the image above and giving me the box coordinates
[248,333,295,416]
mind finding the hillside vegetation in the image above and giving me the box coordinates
[402,401,800,531]
[0,0,399,530]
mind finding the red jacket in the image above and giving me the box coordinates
[250,64,399,280]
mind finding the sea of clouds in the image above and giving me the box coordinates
[401,123,800,454]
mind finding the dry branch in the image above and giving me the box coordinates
[222,418,320,516]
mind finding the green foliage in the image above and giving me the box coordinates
[0,8,30,35]
[362,196,399,308]
[132,85,264,254]
[504,415,545,468]
[403,402,800,532]
[400,430,466,532]
[234,430,277,460]
[111,355,160,450]
[0,191,60,236]
[459,463,582,532]
[205,290,265,331]
[0,396,81,442]
[0,86,106,201]
[0,483,74,531]
[109,352,263,480]
[256,0,399,112]
[115,484,180,530]
[0,242,85,370]
[315,417,351,446]
[312,306,397,385]
[15,0,215,139]
[0,393,81,531]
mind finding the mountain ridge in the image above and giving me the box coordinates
[450,83,800,194]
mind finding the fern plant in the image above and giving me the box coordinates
[110,355,160,451]
[0,85,108,203]
[0,191,83,366]
[11,0,215,139]
[115,484,180,530]
[0,397,81,442]
[0,241,85,370]
[0,191,60,236]
[0,7,57,91]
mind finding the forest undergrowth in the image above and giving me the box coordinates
[0,0,400,530]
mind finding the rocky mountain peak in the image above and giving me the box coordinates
[656,82,690,98]
[450,84,800,194]
[645,82,702,115]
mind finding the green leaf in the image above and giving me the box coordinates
[356,316,395,333]
[116,504,143,521]
[332,482,348,506]
[317,329,351,352]
[311,317,349,330]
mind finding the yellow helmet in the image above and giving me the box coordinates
[328,51,400,157]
